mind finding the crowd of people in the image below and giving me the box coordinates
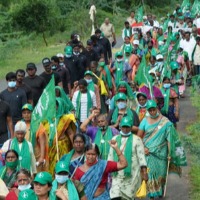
[1,2,198,199]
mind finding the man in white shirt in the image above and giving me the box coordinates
[72,79,97,123]
[127,11,136,25]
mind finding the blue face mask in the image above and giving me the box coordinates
[139,102,147,108]
[51,65,57,70]
[117,102,127,109]
[85,79,92,84]
[66,54,72,58]
[149,112,160,119]
[8,81,16,88]
[120,130,132,137]
[55,174,69,184]
[163,83,171,89]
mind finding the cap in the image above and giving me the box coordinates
[120,116,132,127]
[26,63,37,70]
[64,46,73,55]
[133,40,139,45]
[146,100,157,110]
[124,46,132,53]
[136,92,147,99]
[55,161,69,174]
[170,61,179,70]
[84,70,93,77]
[22,104,33,112]
[15,121,27,133]
[42,58,51,67]
[156,54,163,60]
[143,16,147,20]
[178,16,184,20]
[34,172,52,185]
[18,189,37,200]
[115,93,127,101]
[56,53,64,58]
[115,51,123,58]
[87,39,93,45]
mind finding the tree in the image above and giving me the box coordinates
[11,0,60,46]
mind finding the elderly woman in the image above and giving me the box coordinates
[137,100,186,199]
[1,121,37,175]
[0,150,19,189]
[74,143,127,199]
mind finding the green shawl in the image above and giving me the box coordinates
[115,61,124,86]
[94,127,113,160]
[104,65,112,89]
[50,179,79,200]
[111,107,134,124]
[113,134,133,177]
[87,82,95,92]
[161,87,170,114]
[55,86,74,112]
[11,138,31,171]
[123,28,132,38]
[76,90,92,121]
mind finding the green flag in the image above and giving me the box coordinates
[135,6,143,23]
[181,0,190,13]
[191,0,200,16]
[30,76,56,147]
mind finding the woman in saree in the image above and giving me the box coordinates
[45,97,76,175]
[161,77,179,127]
[60,134,86,178]
[135,92,148,122]
[73,143,127,200]
[5,168,32,200]
[22,104,49,172]
[0,150,19,190]
[137,100,187,199]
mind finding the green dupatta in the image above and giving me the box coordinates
[50,179,79,200]
[94,127,113,160]
[123,28,132,38]
[11,138,31,171]
[76,90,92,121]
[161,87,170,114]
[115,61,124,86]
[113,134,133,177]
[111,107,134,124]
[87,82,95,92]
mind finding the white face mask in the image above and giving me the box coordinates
[18,183,31,191]
[117,58,123,62]
[55,174,69,184]
[73,51,80,56]
[138,102,147,108]
[120,130,132,137]
[85,79,92,83]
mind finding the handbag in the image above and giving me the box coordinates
[136,180,147,198]
[92,72,108,96]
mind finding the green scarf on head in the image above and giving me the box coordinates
[61,149,75,164]
[55,86,74,112]
[117,81,134,100]
[87,82,95,92]
[111,107,134,124]
[115,61,124,86]
[50,179,79,200]
[76,90,92,121]
[94,127,113,160]
[113,134,133,177]
[161,87,170,114]
[11,138,31,171]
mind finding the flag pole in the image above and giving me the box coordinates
[55,119,59,161]
[163,159,170,197]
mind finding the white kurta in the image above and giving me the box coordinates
[108,134,147,200]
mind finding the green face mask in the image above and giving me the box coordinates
[6,160,18,169]
[98,62,105,66]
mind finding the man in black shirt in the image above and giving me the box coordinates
[0,72,27,125]
[95,28,112,65]
[16,69,33,105]
[90,35,104,61]
[24,63,47,106]
[82,39,99,68]
[40,57,62,87]
[51,56,71,96]
[0,98,14,144]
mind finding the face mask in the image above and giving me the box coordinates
[118,88,127,93]
[18,183,31,191]
[138,102,147,108]
[8,81,16,88]
[66,54,72,58]
[117,102,127,109]
[163,83,171,89]
[55,174,69,184]
[120,131,132,137]
[85,79,92,84]
[60,62,64,66]
[73,51,80,56]
[117,58,123,62]
[98,62,105,66]
[149,112,160,119]
[51,65,57,70]
[6,160,18,169]
[99,126,108,131]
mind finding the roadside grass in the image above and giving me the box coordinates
[182,91,200,200]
